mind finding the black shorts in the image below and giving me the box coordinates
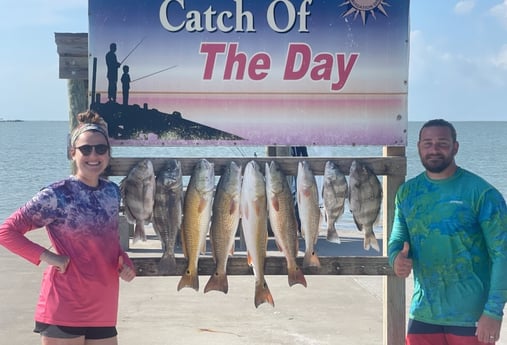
[34,321,117,340]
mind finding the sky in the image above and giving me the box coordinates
[1,0,506,122]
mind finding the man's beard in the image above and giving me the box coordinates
[421,154,453,174]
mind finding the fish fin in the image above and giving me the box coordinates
[352,216,363,232]
[254,279,275,308]
[123,205,135,224]
[303,250,321,269]
[177,268,199,291]
[270,196,280,212]
[326,228,341,244]
[274,239,283,252]
[204,271,228,294]
[246,251,253,267]
[243,205,249,220]
[288,265,307,288]
[158,254,177,275]
[364,232,380,252]
[198,196,207,213]
[229,199,237,216]
[200,239,207,255]
[254,198,265,217]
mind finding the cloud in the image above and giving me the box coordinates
[491,44,507,70]
[454,0,475,15]
[490,0,507,28]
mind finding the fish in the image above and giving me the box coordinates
[152,159,183,275]
[120,159,156,243]
[348,160,382,252]
[265,161,307,288]
[240,160,274,307]
[204,161,242,294]
[321,161,348,243]
[177,159,215,291]
[296,160,321,268]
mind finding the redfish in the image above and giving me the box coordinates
[204,161,242,294]
[265,161,307,288]
[178,159,215,291]
[296,160,321,269]
[240,160,274,307]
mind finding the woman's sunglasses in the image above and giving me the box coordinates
[75,144,109,156]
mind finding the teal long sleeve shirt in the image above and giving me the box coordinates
[388,167,507,326]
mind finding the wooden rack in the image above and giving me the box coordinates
[109,155,405,277]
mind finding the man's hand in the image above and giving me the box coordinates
[476,314,502,343]
[393,242,412,278]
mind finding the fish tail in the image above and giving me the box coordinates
[177,268,199,291]
[303,250,321,269]
[133,222,147,243]
[254,280,275,308]
[287,265,307,288]
[158,255,177,275]
[364,232,380,252]
[326,217,341,243]
[204,272,228,294]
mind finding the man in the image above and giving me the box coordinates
[388,119,507,345]
[106,43,121,102]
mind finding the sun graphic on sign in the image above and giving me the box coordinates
[340,0,390,25]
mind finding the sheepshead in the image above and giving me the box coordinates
[240,160,274,307]
[265,161,307,288]
[296,161,321,268]
[120,159,156,243]
[322,161,348,243]
[152,159,183,275]
[177,159,215,291]
[204,161,242,294]
[348,160,382,252]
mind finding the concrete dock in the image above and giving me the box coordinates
[1,227,506,345]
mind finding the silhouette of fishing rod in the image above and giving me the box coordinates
[120,36,146,65]
[131,65,178,82]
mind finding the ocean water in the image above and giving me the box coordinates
[1,121,506,225]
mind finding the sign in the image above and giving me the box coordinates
[88,0,409,146]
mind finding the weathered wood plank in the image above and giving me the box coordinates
[382,146,406,345]
[132,256,394,277]
[59,56,88,79]
[55,33,88,56]
[107,156,406,177]
[55,33,88,79]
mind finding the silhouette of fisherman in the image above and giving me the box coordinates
[121,65,131,106]
[106,43,121,102]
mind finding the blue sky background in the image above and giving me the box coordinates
[1,0,506,121]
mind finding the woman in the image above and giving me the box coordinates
[0,110,136,345]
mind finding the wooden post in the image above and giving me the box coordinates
[67,79,88,130]
[382,146,406,345]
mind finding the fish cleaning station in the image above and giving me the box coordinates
[55,1,409,344]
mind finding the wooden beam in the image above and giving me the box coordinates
[132,256,395,277]
[107,156,407,177]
